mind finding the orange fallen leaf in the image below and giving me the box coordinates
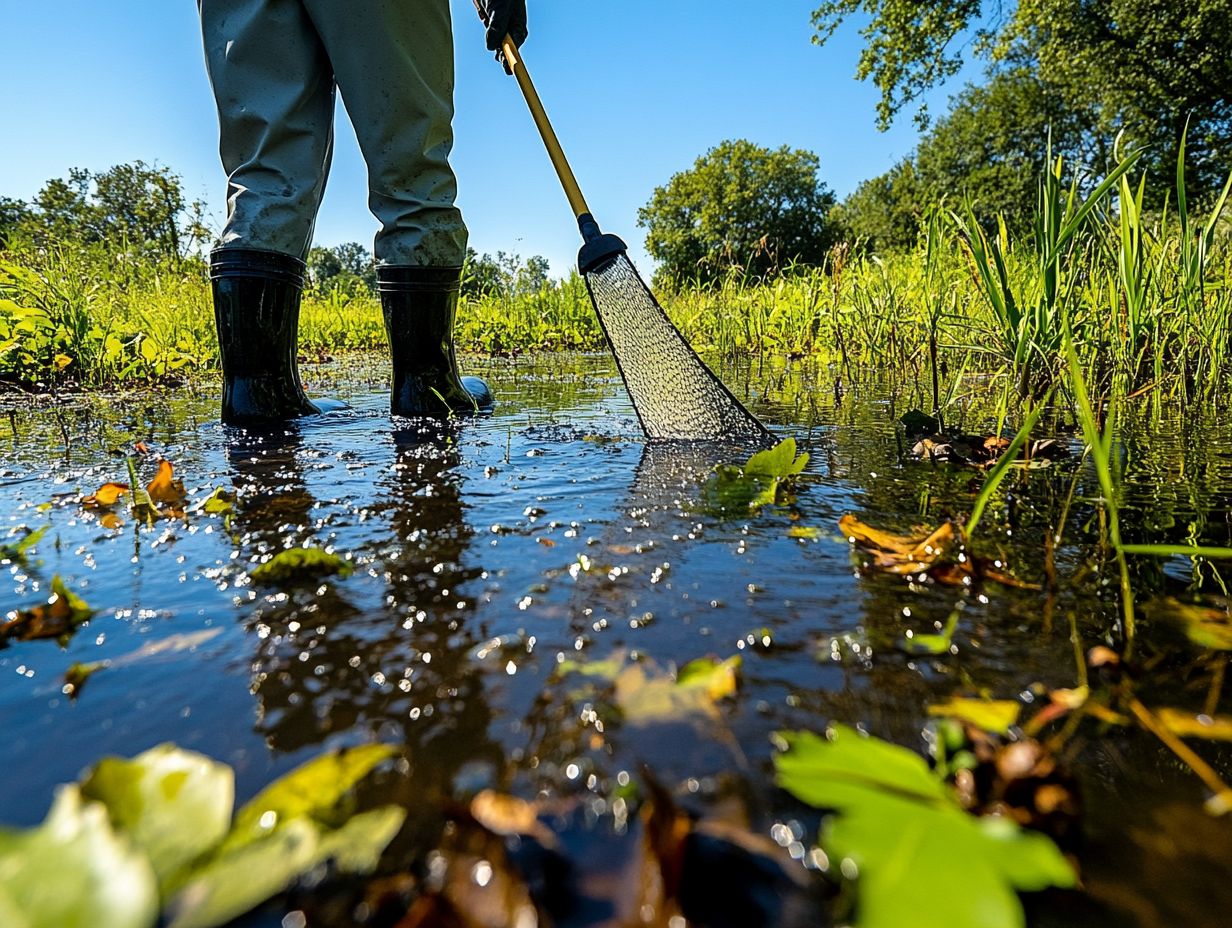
[82,483,130,508]
[146,460,187,506]
[134,441,152,455]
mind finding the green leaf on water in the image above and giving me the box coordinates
[163,744,402,927]
[249,547,353,585]
[928,697,1021,735]
[80,745,235,893]
[774,727,1074,928]
[1,524,49,562]
[225,743,398,848]
[0,786,159,928]
[1141,595,1232,651]
[196,488,236,519]
[62,661,107,698]
[743,437,809,478]
[704,437,809,513]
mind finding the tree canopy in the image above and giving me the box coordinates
[817,0,1232,248]
[638,139,838,285]
[2,162,208,259]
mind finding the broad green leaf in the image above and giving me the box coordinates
[928,698,1021,735]
[166,818,320,928]
[0,787,159,928]
[249,547,353,584]
[226,744,397,849]
[775,728,1075,928]
[1,524,49,561]
[81,744,234,891]
[824,792,1026,928]
[313,805,407,873]
[775,727,948,806]
[613,656,742,725]
[744,437,808,478]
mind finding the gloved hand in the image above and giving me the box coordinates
[477,0,528,73]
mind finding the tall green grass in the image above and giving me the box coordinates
[1,142,1229,400]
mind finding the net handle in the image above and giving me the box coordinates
[471,2,591,219]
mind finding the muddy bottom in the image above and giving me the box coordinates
[2,354,1230,927]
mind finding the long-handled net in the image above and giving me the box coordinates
[584,253,769,441]
[480,11,770,442]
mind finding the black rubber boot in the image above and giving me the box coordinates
[379,266,493,417]
[211,248,322,424]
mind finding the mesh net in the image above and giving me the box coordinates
[584,254,768,441]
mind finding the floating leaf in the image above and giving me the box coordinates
[168,745,404,928]
[928,698,1022,735]
[225,743,398,848]
[82,482,130,508]
[561,654,745,726]
[1156,709,1232,742]
[147,460,187,506]
[676,655,742,701]
[704,437,808,513]
[196,488,235,516]
[81,745,235,892]
[1142,596,1232,650]
[0,786,159,928]
[787,525,823,540]
[0,576,94,645]
[743,437,809,479]
[775,727,1075,928]
[63,661,106,698]
[0,524,49,562]
[249,547,353,585]
[166,819,321,928]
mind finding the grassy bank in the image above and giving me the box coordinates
[3,149,1230,406]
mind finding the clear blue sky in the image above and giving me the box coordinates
[1,1,978,275]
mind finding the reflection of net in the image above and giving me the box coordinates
[585,255,768,441]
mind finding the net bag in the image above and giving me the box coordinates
[584,254,769,442]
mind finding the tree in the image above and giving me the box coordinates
[12,162,208,258]
[306,242,376,295]
[638,139,839,285]
[0,197,31,249]
[837,69,1095,251]
[813,0,1232,203]
[831,160,922,252]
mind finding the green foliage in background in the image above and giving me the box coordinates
[818,0,1232,246]
[638,139,839,285]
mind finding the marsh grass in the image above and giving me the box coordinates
[1,142,1229,403]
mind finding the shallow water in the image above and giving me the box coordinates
[2,354,1230,927]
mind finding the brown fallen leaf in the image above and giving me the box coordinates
[81,482,130,508]
[134,441,152,455]
[0,576,94,646]
[840,515,1036,589]
[147,459,187,506]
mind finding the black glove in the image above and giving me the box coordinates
[478,0,528,73]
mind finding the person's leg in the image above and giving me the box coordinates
[200,0,336,421]
[304,0,490,415]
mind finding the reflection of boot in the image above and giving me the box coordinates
[379,266,493,417]
[211,248,321,424]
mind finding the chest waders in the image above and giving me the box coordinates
[200,0,489,423]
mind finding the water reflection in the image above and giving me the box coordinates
[227,421,502,818]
